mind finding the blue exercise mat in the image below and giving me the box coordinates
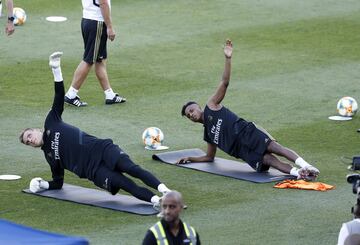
[152,148,295,183]
[0,219,88,245]
[23,183,158,216]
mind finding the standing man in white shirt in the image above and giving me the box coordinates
[338,202,360,245]
[65,0,126,107]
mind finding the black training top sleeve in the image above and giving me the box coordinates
[48,165,64,189]
[52,81,65,118]
[44,153,64,190]
[142,230,157,245]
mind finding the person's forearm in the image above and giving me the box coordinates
[189,155,214,163]
[100,1,112,29]
[51,81,65,115]
[222,57,231,85]
[54,81,65,104]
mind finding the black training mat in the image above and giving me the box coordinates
[152,148,295,183]
[23,183,158,215]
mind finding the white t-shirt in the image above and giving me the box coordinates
[338,219,360,245]
[82,0,111,21]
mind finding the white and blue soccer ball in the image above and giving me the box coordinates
[337,96,358,117]
[142,127,164,149]
[13,7,26,26]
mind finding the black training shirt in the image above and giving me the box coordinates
[41,81,114,189]
[203,105,250,156]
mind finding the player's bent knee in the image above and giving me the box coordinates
[262,154,272,165]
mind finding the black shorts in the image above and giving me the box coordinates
[81,18,108,64]
[92,145,140,195]
[101,144,129,171]
[233,123,274,172]
[93,165,121,194]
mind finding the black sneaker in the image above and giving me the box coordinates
[105,94,126,105]
[64,96,88,107]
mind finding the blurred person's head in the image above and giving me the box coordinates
[161,190,184,224]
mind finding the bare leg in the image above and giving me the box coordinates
[263,153,293,174]
[266,142,319,179]
[267,141,300,163]
[95,59,111,91]
[94,59,127,103]
[71,60,92,90]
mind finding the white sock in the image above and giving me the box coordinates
[295,157,311,168]
[151,195,160,204]
[104,88,116,99]
[52,67,63,82]
[157,183,171,194]
[65,86,78,99]
[290,167,299,177]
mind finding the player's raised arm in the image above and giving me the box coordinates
[207,40,233,109]
[49,52,65,117]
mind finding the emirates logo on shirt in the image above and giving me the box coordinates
[51,132,61,160]
[210,119,223,144]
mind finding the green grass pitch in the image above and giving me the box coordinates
[1,0,360,244]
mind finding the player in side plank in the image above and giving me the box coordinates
[20,52,171,209]
[179,40,320,181]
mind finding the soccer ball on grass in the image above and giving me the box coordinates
[13,7,26,26]
[142,127,164,150]
[337,97,358,117]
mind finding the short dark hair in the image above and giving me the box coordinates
[181,101,198,116]
[162,190,184,207]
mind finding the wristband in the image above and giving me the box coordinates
[8,16,15,22]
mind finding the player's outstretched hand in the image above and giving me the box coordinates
[224,39,233,59]
[177,157,191,165]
